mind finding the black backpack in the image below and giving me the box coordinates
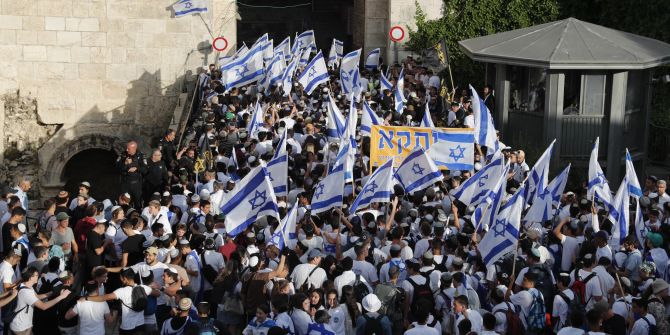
[122,285,148,312]
[363,314,385,335]
[1,286,31,324]
[353,274,370,302]
[407,277,435,318]
[529,264,555,313]
[641,316,658,335]
[200,252,219,284]
[37,276,62,295]
[375,284,405,322]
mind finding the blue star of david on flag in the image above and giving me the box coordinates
[492,219,507,237]
[449,145,466,162]
[234,63,249,78]
[308,67,317,79]
[364,181,378,194]
[248,190,267,210]
[477,174,489,188]
[184,1,192,8]
[640,227,648,239]
[411,163,425,176]
[314,184,325,199]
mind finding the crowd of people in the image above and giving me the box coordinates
[0,40,669,335]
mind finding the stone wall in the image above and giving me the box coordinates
[0,0,237,200]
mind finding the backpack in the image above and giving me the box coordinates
[161,316,192,335]
[641,316,658,335]
[407,277,435,318]
[200,252,219,285]
[529,264,556,313]
[363,314,385,335]
[353,274,370,302]
[1,286,32,324]
[375,284,405,322]
[557,291,584,327]
[197,318,219,335]
[123,285,148,312]
[526,289,546,332]
[38,213,54,232]
[299,265,320,293]
[494,302,523,335]
[570,272,597,304]
[37,276,62,295]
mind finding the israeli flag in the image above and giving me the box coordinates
[230,147,239,169]
[395,146,443,194]
[340,49,362,96]
[331,140,355,184]
[220,43,248,66]
[266,53,286,88]
[587,137,613,208]
[428,129,475,171]
[479,184,525,268]
[478,164,510,231]
[173,0,207,17]
[360,101,381,136]
[251,33,269,48]
[222,43,265,90]
[268,200,299,250]
[380,71,393,94]
[298,50,329,95]
[335,39,343,58]
[452,150,505,207]
[221,164,280,237]
[609,176,631,249]
[262,39,274,63]
[350,159,394,213]
[394,69,405,114]
[364,48,380,71]
[267,155,288,197]
[524,164,571,224]
[351,67,362,102]
[625,149,642,198]
[247,101,264,139]
[274,128,288,159]
[299,45,313,67]
[293,30,315,54]
[326,93,346,139]
[469,84,498,153]
[421,100,435,128]
[311,157,345,215]
[275,37,291,61]
[281,58,298,97]
[525,139,555,204]
[328,39,343,67]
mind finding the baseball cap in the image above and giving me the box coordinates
[144,247,158,255]
[56,212,70,221]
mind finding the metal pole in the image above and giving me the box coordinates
[393,41,398,65]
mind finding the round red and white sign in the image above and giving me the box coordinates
[389,26,405,42]
[212,37,228,51]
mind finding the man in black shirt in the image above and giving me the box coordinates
[597,300,626,335]
[120,219,146,267]
[86,222,110,281]
[2,206,24,255]
[158,129,177,168]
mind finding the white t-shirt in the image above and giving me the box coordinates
[560,235,580,271]
[0,260,16,295]
[114,285,152,330]
[404,324,440,335]
[569,269,602,310]
[201,250,225,290]
[353,260,379,284]
[72,300,110,335]
[552,289,574,331]
[130,261,169,306]
[454,309,482,335]
[631,314,656,335]
[557,327,588,335]
[291,263,328,290]
[105,221,127,260]
[10,285,39,332]
[327,306,346,335]
[184,252,202,293]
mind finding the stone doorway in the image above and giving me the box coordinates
[62,149,120,202]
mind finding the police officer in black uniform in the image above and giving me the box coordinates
[143,149,169,204]
[117,140,146,209]
[158,129,177,169]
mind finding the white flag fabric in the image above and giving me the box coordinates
[350,159,394,213]
[470,84,498,151]
[274,128,288,159]
[634,201,647,253]
[478,164,510,232]
[281,58,298,97]
[266,53,286,88]
[293,30,315,54]
[394,68,405,114]
[380,72,393,94]
[421,101,435,128]
[220,43,248,67]
[297,51,329,95]
[247,101,264,139]
[330,138,355,184]
[524,164,571,224]
[221,164,280,236]
[328,39,343,67]
[394,146,443,194]
[609,176,630,249]
[173,0,207,17]
[340,49,361,96]
[525,139,555,204]
[268,200,299,250]
[299,45,313,66]
[452,150,505,207]
[625,149,643,198]
[275,37,291,61]
[428,129,475,171]
[360,101,381,136]
[222,43,265,90]
[479,185,525,268]
[326,94,346,140]
[311,156,345,214]
[587,137,613,209]
[364,48,380,70]
[262,39,274,63]
[267,154,288,197]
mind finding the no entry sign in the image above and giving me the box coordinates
[389,26,405,42]
[212,37,228,51]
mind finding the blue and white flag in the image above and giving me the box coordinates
[312,157,345,214]
[470,84,498,153]
[477,164,510,233]
[634,201,647,252]
[326,94,346,140]
[380,71,393,94]
[268,200,299,250]
[360,101,381,136]
[340,49,361,96]
[293,30,315,54]
[262,39,274,63]
[625,149,642,199]
[297,51,329,95]
[421,101,435,128]
[428,129,475,171]
[220,43,248,66]
[222,43,265,90]
[267,154,288,197]
[479,184,525,268]
[247,101,264,139]
[173,0,207,17]
[221,164,280,236]
[525,139,555,204]
[274,128,288,159]
[609,176,631,249]
[524,164,571,224]
[331,139,355,184]
[275,37,291,61]
[299,45,313,67]
[587,137,613,209]
[328,39,343,67]
[394,146,443,194]
[251,33,269,48]
[266,53,286,88]
[281,58,298,97]
[394,69,405,114]
[452,150,505,207]
[230,148,239,169]
[364,48,380,71]
[350,159,394,213]
[351,67,362,102]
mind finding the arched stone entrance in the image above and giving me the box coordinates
[62,148,120,202]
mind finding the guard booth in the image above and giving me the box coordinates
[458,18,670,182]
